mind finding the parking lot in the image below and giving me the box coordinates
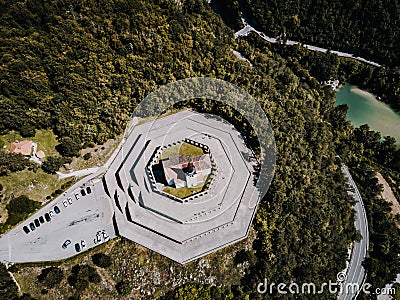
[0,178,115,263]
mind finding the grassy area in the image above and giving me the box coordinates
[0,129,120,224]
[0,169,68,202]
[159,142,204,161]
[163,184,204,199]
[0,129,70,225]
[0,169,70,223]
[69,137,121,171]
[13,239,120,299]
[0,129,60,157]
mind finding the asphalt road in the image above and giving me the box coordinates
[338,164,369,300]
[235,17,381,67]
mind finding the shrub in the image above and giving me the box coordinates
[116,280,131,296]
[91,253,112,268]
[6,195,40,226]
[42,156,66,174]
[0,152,32,176]
[0,263,19,299]
[83,153,91,160]
[234,250,254,265]
[38,267,64,289]
[67,264,100,293]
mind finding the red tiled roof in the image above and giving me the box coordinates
[10,140,33,156]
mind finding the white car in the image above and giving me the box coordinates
[102,231,109,241]
[62,200,68,207]
[94,232,102,244]
[75,193,80,200]
[81,240,86,248]
[49,211,54,218]
[67,197,73,205]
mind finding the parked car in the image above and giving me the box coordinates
[67,197,73,205]
[86,186,92,194]
[34,219,40,227]
[62,200,68,207]
[39,216,45,223]
[94,232,102,244]
[23,226,30,234]
[62,240,71,249]
[102,231,109,241]
[81,240,86,248]
[81,189,86,196]
[54,206,60,214]
[44,213,51,222]
[49,211,54,218]
[74,243,81,252]
[75,193,80,200]
[29,223,35,231]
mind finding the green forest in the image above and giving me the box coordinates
[215,0,400,67]
[265,40,400,111]
[213,0,400,111]
[0,0,399,299]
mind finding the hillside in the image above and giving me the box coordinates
[1,0,398,299]
[227,0,400,67]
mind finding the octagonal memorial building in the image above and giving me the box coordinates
[102,110,260,263]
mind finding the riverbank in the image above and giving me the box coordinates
[377,173,400,228]
[336,84,400,147]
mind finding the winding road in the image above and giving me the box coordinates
[339,164,369,300]
[235,18,381,67]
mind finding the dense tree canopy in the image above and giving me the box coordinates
[260,41,400,111]
[220,0,400,67]
[1,0,399,298]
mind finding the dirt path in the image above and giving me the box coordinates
[8,270,21,293]
[56,167,99,179]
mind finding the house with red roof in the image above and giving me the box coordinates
[10,140,33,156]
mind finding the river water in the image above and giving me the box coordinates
[336,83,400,147]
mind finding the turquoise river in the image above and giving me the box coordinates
[336,83,400,147]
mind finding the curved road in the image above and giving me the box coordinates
[235,18,381,67]
[339,164,369,300]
